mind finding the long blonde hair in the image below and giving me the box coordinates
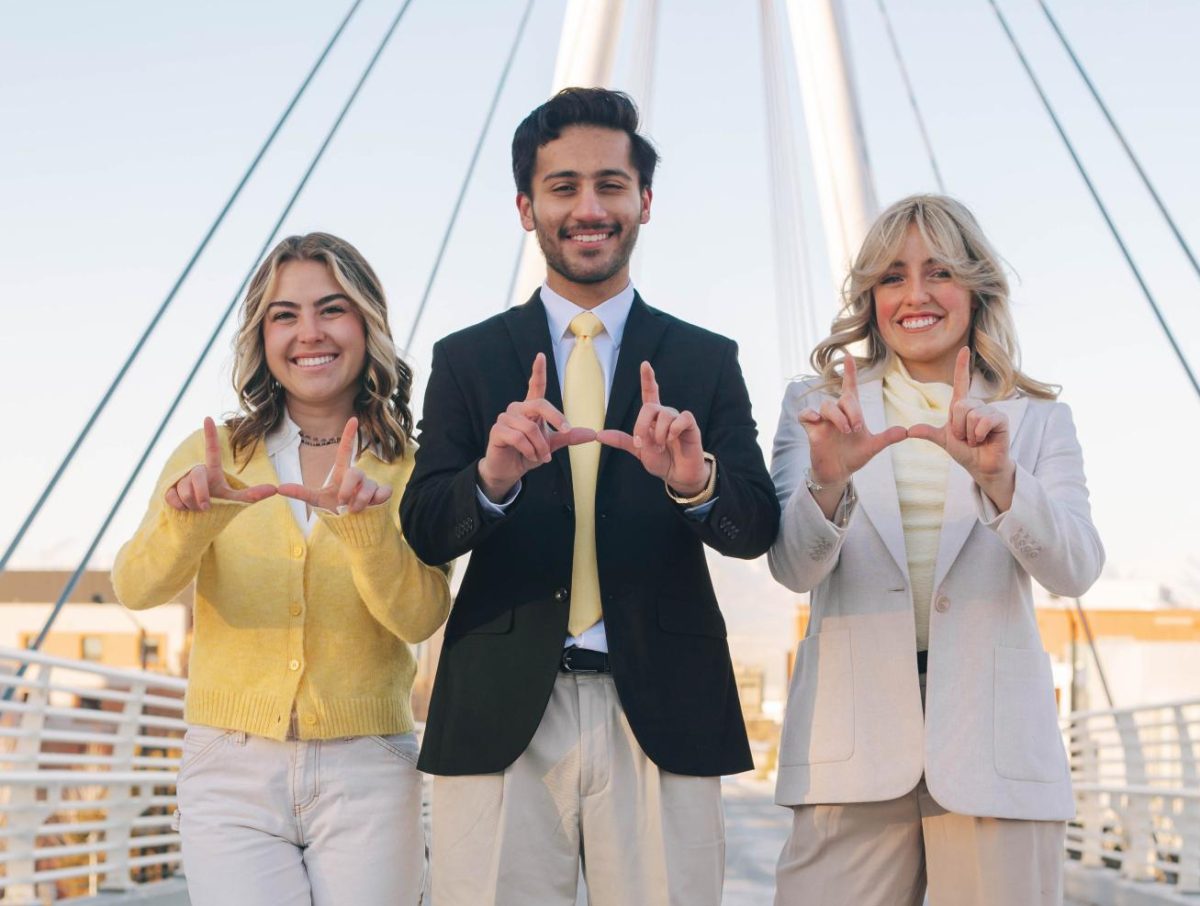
[811,194,1057,400]
[226,233,414,463]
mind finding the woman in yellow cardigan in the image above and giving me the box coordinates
[114,232,451,906]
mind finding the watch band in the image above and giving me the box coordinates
[665,452,718,506]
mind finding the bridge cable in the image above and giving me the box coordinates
[988,0,1200,403]
[874,0,945,192]
[0,0,364,577]
[403,0,536,353]
[12,0,418,674]
[1037,0,1200,285]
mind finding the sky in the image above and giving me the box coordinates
[2,1,1198,694]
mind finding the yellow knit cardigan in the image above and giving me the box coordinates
[113,426,451,741]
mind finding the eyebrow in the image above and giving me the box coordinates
[887,258,942,268]
[541,167,634,182]
[266,293,350,310]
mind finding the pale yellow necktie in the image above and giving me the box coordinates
[563,312,605,636]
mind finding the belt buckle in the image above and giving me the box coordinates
[561,646,596,674]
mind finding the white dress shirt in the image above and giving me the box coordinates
[266,413,363,538]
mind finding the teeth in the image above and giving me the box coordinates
[901,316,939,330]
[573,233,610,243]
[295,355,335,367]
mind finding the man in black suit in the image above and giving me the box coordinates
[400,87,779,906]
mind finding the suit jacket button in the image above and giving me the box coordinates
[554,588,569,603]
[935,594,951,613]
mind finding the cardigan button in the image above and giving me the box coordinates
[934,595,951,613]
[303,714,317,726]
[291,545,304,559]
[288,659,301,671]
[553,587,568,603]
[289,604,302,617]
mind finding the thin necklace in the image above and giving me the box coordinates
[299,431,341,447]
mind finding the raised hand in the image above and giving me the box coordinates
[477,353,597,502]
[277,417,390,514]
[908,347,1015,507]
[799,356,907,494]
[164,417,278,512]
[597,362,710,495]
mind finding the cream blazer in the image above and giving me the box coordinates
[768,373,1104,820]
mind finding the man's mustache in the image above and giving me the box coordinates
[557,223,623,240]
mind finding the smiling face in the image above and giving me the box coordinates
[262,258,366,417]
[517,124,652,306]
[873,224,974,383]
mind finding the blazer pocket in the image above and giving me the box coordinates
[993,645,1068,783]
[779,629,854,766]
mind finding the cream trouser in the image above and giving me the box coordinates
[431,672,725,906]
[176,724,425,906]
[774,777,1065,906]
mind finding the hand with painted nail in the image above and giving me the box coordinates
[277,417,389,514]
[908,347,1015,509]
[164,417,278,512]
[477,353,597,503]
[799,356,907,496]
[597,361,710,495]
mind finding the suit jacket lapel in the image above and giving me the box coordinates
[931,378,1029,592]
[600,295,668,475]
[855,379,909,582]
[503,291,571,488]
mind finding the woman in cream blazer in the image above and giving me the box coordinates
[769,196,1104,906]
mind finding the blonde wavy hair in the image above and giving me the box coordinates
[811,194,1057,400]
[226,232,414,463]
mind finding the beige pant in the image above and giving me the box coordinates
[774,778,1065,906]
[176,724,426,906]
[431,672,725,906]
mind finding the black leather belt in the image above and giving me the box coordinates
[917,650,928,675]
[560,646,611,674]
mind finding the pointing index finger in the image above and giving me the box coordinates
[332,417,358,479]
[203,417,222,472]
[641,361,660,406]
[841,356,859,400]
[952,347,971,404]
[526,353,547,401]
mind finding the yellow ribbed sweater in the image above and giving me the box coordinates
[883,361,952,652]
[113,426,451,741]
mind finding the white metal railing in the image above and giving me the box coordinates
[0,645,186,903]
[1067,697,1200,893]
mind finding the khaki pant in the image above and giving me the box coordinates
[176,724,426,906]
[431,672,725,906]
[774,778,1065,906]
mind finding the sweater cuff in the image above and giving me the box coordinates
[160,497,248,536]
[318,503,392,548]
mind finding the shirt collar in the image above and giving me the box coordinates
[265,411,301,457]
[540,281,635,347]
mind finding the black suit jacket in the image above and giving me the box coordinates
[400,292,780,776]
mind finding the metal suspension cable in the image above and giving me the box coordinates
[875,0,945,192]
[988,0,1200,403]
[1037,0,1200,284]
[403,0,536,352]
[0,0,363,576]
[19,0,418,664]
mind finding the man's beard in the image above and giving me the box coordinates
[534,218,639,286]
